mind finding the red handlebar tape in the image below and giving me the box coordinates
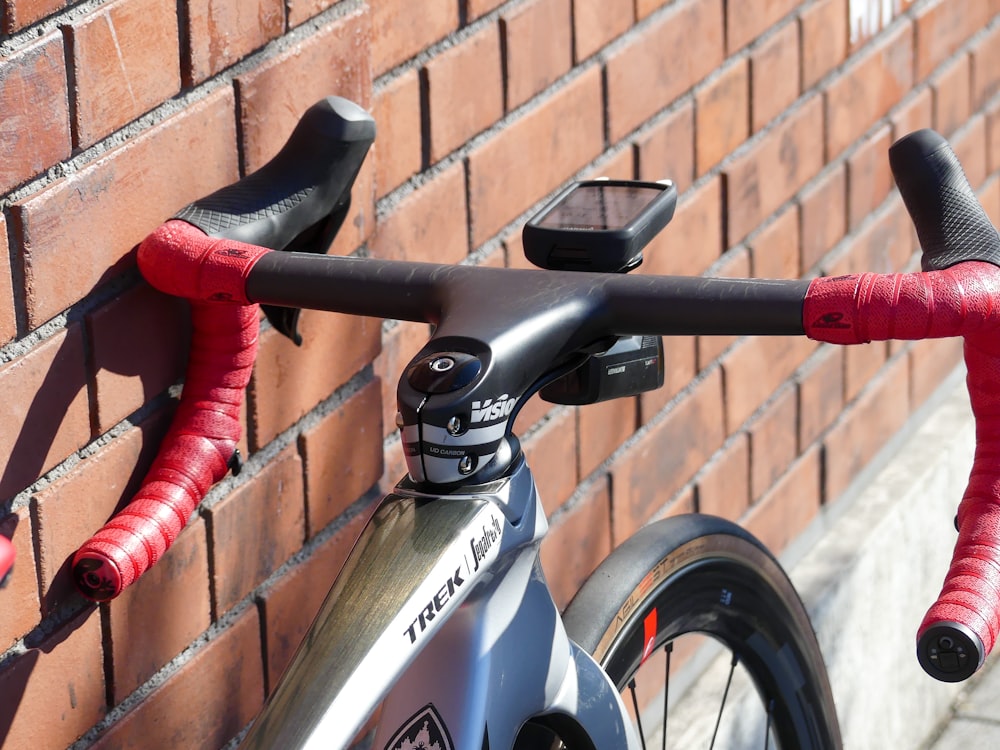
[72,222,270,601]
[805,261,1000,669]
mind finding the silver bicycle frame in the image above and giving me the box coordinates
[240,458,640,749]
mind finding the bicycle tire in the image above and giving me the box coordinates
[559,513,841,749]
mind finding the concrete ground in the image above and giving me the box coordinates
[921,656,1000,749]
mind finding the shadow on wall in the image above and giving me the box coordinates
[0,272,191,746]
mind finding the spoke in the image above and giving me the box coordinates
[628,678,647,750]
[709,652,739,750]
[662,641,672,750]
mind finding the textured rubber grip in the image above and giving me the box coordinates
[174,96,374,250]
[889,129,1000,271]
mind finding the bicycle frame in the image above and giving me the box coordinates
[242,456,639,749]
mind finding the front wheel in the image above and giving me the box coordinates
[561,514,841,749]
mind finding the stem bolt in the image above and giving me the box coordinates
[458,454,476,475]
[446,416,464,435]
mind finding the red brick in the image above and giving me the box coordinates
[0,609,105,749]
[12,87,239,328]
[951,113,989,192]
[540,480,612,609]
[236,7,372,172]
[67,0,181,147]
[467,66,603,246]
[259,510,368,690]
[909,336,963,410]
[800,0,848,89]
[971,25,1000,109]
[0,214,15,343]
[209,445,305,613]
[522,408,578,515]
[372,69,422,197]
[797,345,844,449]
[694,59,749,175]
[0,31,71,194]
[587,147,635,180]
[502,0,572,110]
[425,25,503,161]
[749,205,799,279]
[31,407,173,613]
[605,0,724,142]
[750,20,800,132]
[640,336,697,421]
[90,607,264,750]
[724,95,825,244]
[371,161,469,263]
[846,125,893,230]
[635,102,695,192]
[844,340,889,403]
[184,0,284,85]
[891,88,934,143]
[108,516,210,701]
[825,23,914,160]
[376,320,430,438]
[799,164,847,271]
[931,54,972,138]
[610,368,725,537]
[823,355,909,502]
[828,196,913,276]
[635,0,671,18]
[696,433,750,521]
[913,0,990,82]
[642,176,724,276]
[573,0,634,62]
[989,100,1000,175]
[721,333,816,433]
[981,174,1000,231]
[86,284,189,434]
[467,0,505,18]
[742,446,821,556]
[371,0,457,75]
[748,385,797,500]
[248,307,380,448]
[578,396,636,478]
[286,0,336,28]
[0,508,39,648]
[0,326,90,502]
[299,380,382,535]
[725,0,799,53]
[1,0,64,33]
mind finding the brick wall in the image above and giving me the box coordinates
[1,0,999,747]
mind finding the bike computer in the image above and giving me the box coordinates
[522,179,677,273]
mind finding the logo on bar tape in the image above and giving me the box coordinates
[811,312,851,330]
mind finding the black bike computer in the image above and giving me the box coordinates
[522,179,677,273]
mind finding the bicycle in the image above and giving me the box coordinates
[60,96,1000,749]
